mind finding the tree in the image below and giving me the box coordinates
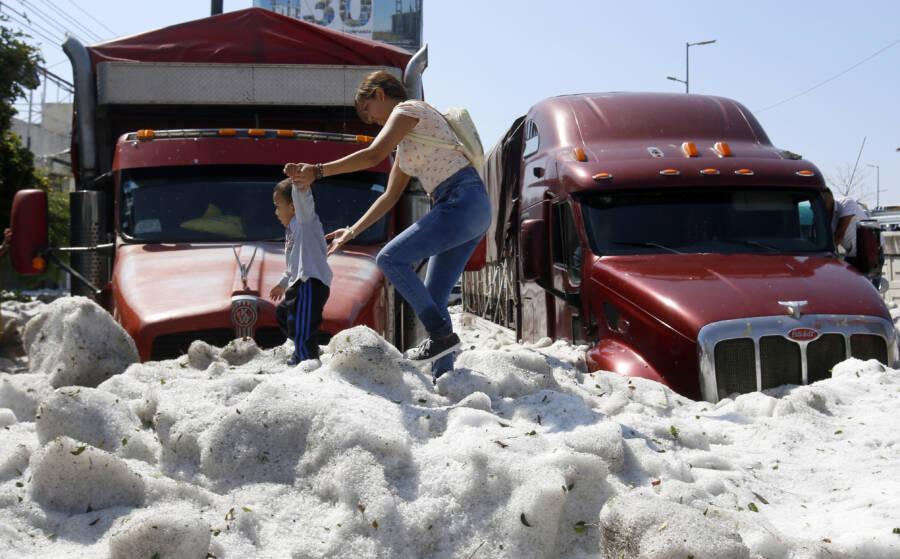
[826,162,872,202]
[0,15,45,227]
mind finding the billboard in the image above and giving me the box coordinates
[253,0,422,53]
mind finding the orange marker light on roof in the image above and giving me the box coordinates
[32,256,46,271]
[218,129,237,136]
[574,147,587,162]
[682,142,698,157]
[660,169,680,176]
[248,129,265,137]
[700,168,720,175]
[356,135,374,143]
[796,170,815,177]
[714,142,732,157]
[276,130,294,137]
[735,169,755,176]
[593,172,613,181]
[136,129,155,140]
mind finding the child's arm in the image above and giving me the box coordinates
[291,184,316,224]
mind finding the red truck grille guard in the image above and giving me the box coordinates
[697,314,898,402]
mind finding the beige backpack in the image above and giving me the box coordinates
[406,105,485,176]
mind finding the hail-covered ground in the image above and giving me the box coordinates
[1,295,899,559]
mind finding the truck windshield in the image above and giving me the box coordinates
[119,166,389,244]
[580,188,831,255]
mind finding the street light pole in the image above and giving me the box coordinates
[667,39,716,93]
[866,163,881,209]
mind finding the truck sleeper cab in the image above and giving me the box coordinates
[10,8,437,360]
[467,92,897,402]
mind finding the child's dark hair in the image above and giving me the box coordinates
[275,178,293,204]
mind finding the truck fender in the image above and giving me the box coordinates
[585,338,672,389]
[10,189,48,275]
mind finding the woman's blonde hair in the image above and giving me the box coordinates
[354,70,408,119]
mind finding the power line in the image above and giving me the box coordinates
[13,0,81,43]
[0,4,63,45]
[67,0,117,39]
[34,0,104,43]
[756,37,900,113]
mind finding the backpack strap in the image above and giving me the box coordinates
[404,131,464,152]
[402,100,466,153]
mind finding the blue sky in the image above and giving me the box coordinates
[5,0,898,207]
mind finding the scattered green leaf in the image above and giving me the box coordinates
[670,425,679,440]
[574,521,586,533]
[748,503,759,512]
[241,507,252,512]
[71,446,86,456]
[520,513,532,527]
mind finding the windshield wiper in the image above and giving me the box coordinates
[719,238,780,252]
[610,241,683,255]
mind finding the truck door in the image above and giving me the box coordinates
[550,199,584,342]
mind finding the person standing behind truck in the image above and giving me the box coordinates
[0,228,12,338]
[284,71,491,380]
[269,179,332,366]
[822,188,869,271]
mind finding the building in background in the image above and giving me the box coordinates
[11,102,74,191]
[253,0,422,53]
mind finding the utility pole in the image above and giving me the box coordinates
[866,163,881,209]
[667,39,716,93]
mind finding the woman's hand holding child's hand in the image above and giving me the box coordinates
[283,162,316,191]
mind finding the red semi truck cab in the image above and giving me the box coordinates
[470,92,897,402]
[11,9,433,359]
[110,128,393,360]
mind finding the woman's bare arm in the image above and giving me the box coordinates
[285,111,418,185]
[326,158,411,254]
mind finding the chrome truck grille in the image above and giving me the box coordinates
[697,315,898,402]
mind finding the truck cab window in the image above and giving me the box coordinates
[579,188,831,256]
[523,120,540,157]
[552,201,582,284]
[118,166,390,244]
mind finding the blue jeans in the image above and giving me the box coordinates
[377,167,491,370]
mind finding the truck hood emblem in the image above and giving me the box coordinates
[231,295,258,340]
[778,300,808,319]
[788,327,819,341]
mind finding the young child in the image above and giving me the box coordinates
[269,178,332,365]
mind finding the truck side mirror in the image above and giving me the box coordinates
[855,220,884,279]
[520,218,549,282]
[10,189,49,275]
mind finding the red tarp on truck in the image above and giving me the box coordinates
[85,7,412,69]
